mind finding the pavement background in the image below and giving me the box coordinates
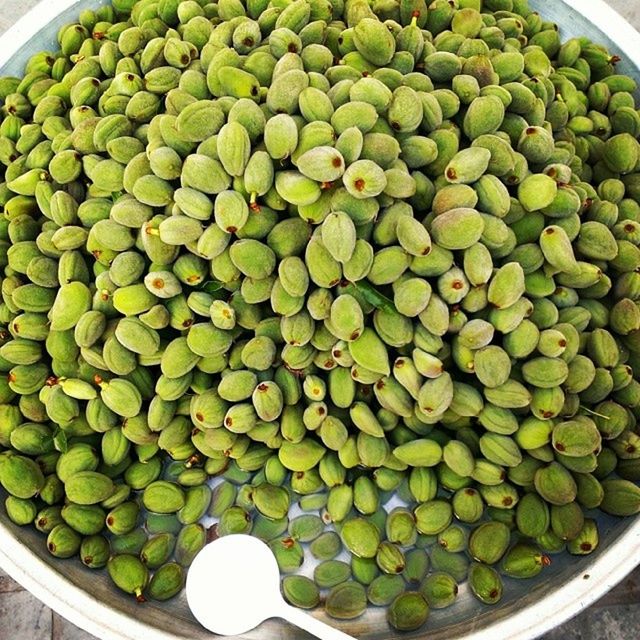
[0,0,639,638]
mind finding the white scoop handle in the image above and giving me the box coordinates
[278,602,358,640]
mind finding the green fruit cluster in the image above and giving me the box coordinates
[1,0,640,631]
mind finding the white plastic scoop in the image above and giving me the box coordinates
[186,534,357,640]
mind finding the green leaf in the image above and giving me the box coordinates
[53,428,68,453]
[200,280,224,294]
[354,281,396,312]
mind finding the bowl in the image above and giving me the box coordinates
[1,1,640,639]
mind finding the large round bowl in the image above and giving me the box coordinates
[1,1,640,639]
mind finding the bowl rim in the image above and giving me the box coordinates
[1,1,640,639]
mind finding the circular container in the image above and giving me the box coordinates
[1,1,640,639]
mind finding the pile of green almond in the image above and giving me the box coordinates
[2,0,640,631]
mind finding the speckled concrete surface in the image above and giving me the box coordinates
[1,1,640,639]
[607,0,640,29]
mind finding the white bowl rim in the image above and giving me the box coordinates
[1,1,640,639]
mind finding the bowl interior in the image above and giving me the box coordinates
[1,1,640,639]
